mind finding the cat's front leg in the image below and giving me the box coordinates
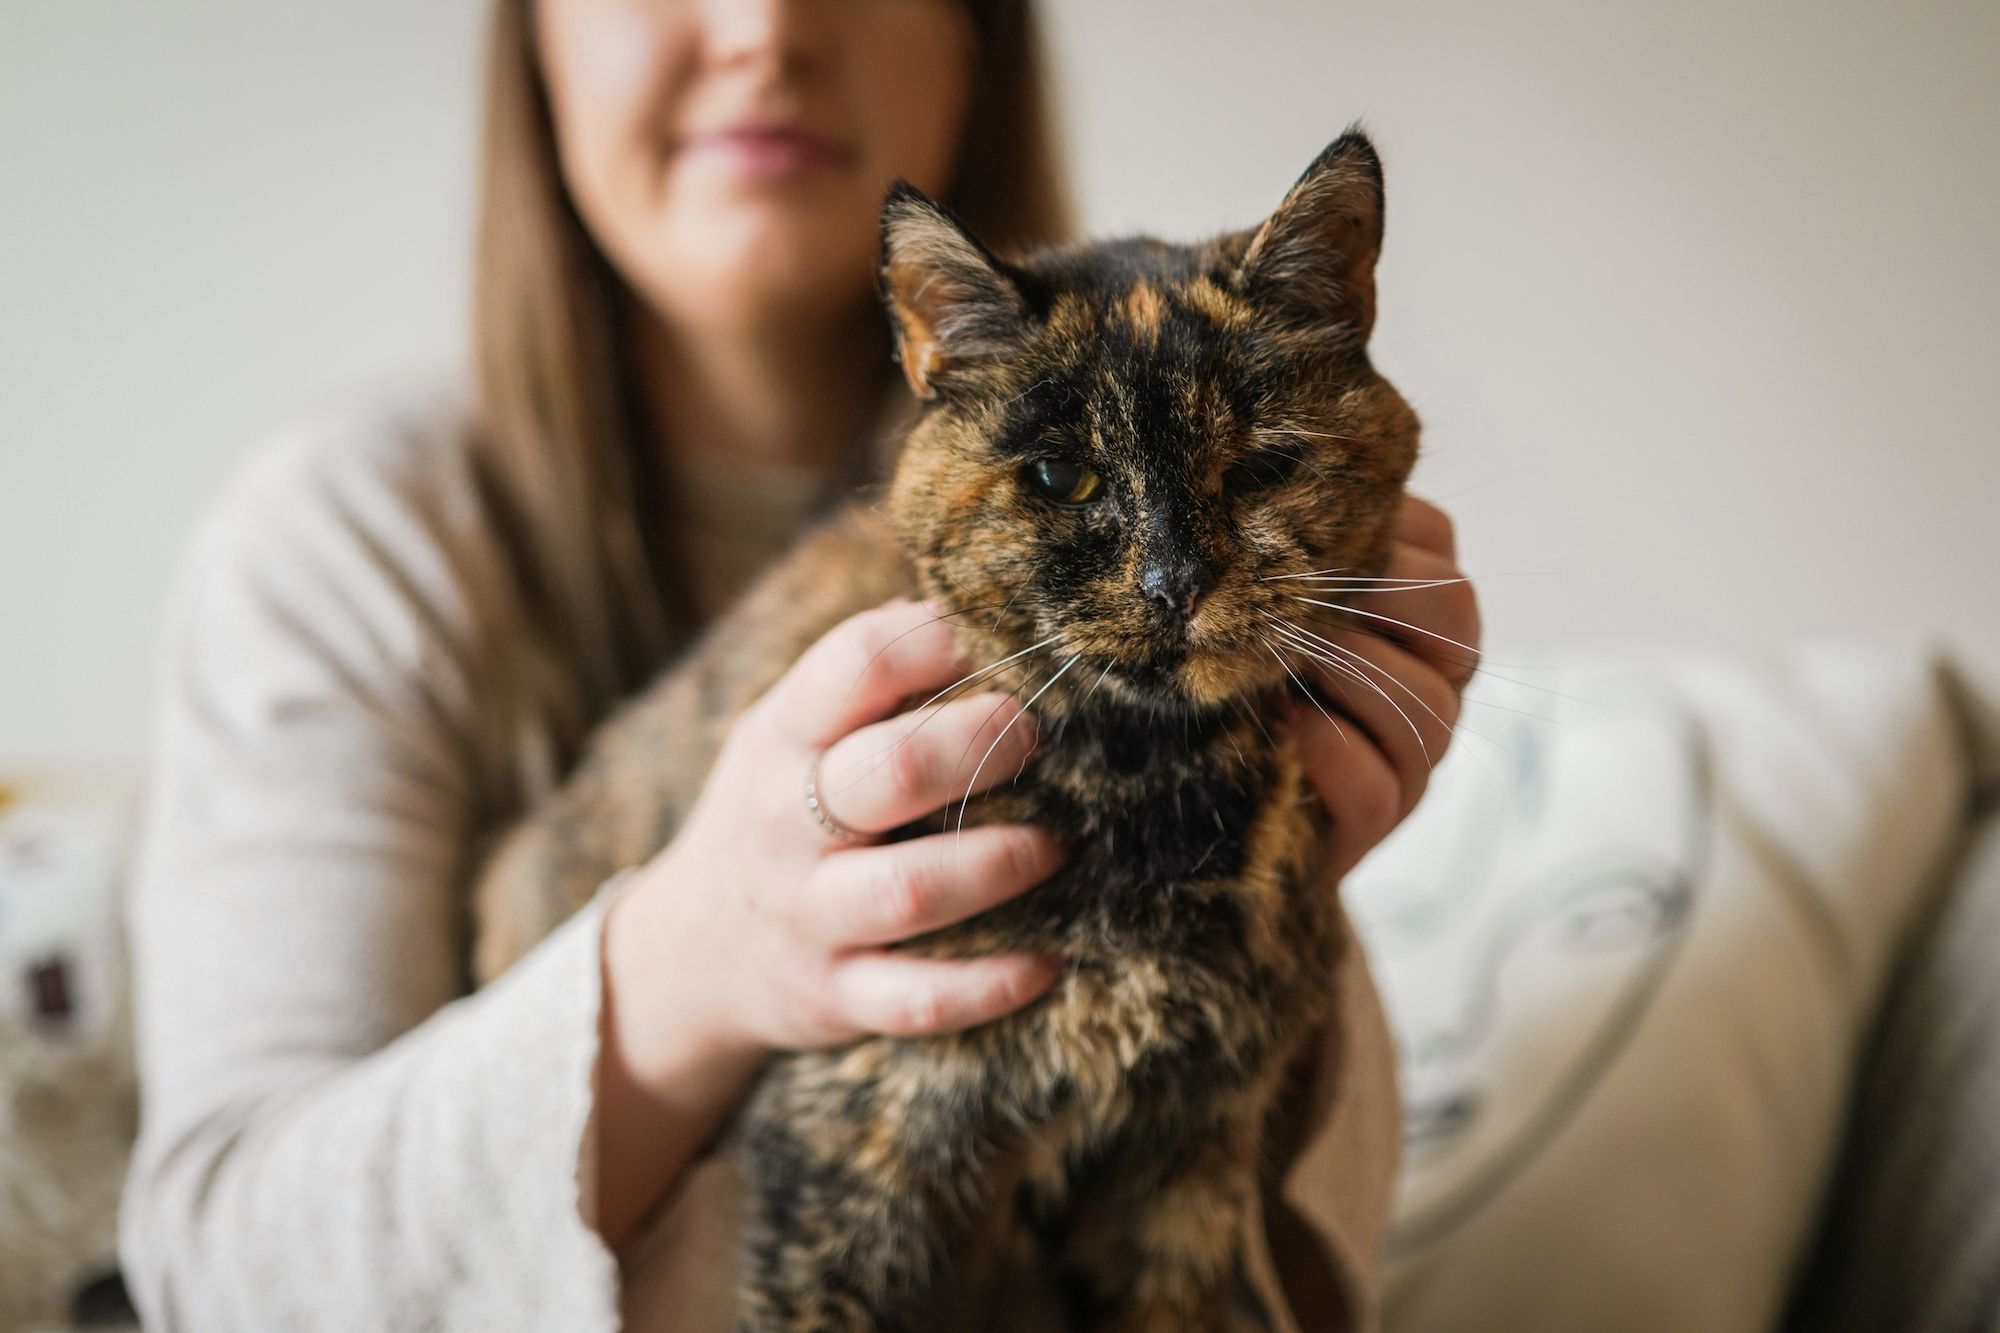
[1055,1109,1279,1333]
[733,1042,1017,1333]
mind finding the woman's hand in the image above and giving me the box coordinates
[608,599,1068,1084]
[1286,495,1482,878]
[592,599,1067,1245]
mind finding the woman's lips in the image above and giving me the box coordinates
[679,126,855,180]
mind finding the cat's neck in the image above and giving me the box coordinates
[987,659,1280,770]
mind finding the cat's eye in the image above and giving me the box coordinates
[1025,458,1104,506]
[1223,447,1303,495]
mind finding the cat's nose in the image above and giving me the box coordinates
[1139,557,1216,619]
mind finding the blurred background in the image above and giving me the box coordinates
[3,0,1996,766]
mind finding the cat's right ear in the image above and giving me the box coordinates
[880,183,1030,400]
[1237,128,1386,347]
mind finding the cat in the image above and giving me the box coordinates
[472,128,1420,1332]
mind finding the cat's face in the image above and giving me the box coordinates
[881,132,1419,711]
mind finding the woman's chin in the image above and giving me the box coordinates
[642,212,878,329]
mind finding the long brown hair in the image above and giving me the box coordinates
[469,0,1073,723]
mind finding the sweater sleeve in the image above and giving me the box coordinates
[117,417,629,1332]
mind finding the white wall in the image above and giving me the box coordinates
[1044,1,2000,663]
[2,1,486,765]
[5,1,1996,765]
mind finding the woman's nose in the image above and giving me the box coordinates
[696,0,821,75]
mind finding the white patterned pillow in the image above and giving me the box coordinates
[1350,645,1968,1333]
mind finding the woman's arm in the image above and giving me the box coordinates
[119,432,632,1330]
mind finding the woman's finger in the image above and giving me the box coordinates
[829,950,1065,1037]
[802,825,1065,946]
[1394,493,1458,562]
[810,691,1036,835]
[759,599,972,746]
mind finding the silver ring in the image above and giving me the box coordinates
[803,753,870,843]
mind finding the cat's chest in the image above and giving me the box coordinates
[959,699,1309,965]
[1036,744,1272,885]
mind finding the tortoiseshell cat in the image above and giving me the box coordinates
[473,130,1419,1332]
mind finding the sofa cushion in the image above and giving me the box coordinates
[1349,644,1969,1333]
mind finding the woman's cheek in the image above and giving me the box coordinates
[537,0,690,231]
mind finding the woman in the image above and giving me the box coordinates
[118,0,1480,1328]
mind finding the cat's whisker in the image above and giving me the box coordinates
[1329,571,1564,587]
[992,375,1055,412]
[1262,550,1571,589]
[955,653,1081,840]
[1266,619,1431,763]
[831,598,1023,722]
[1292,577,1472,594]
[1259,637,1349,747]
[980,579,1042,632]
[933,573,1055,636]
[1258,567,1352,583]
[1080,659,1117,706]
[1288,581,1471,601]
[941,682,1038,835]
[1230,691,1281,753]
[1054,657,1120,748]
[1276,634,1376,701]
[926,598,1023,621]
[1272,613,1535,781]
[1287,600,1588,712]
[1264,624,1424,748]
[1290,597,1485,663]
[1275,619,1516,782]
[1270,615,1455,733]
[938,568,986,614]
[1216,702,1252,769]
[1293,566,1568,594]
[1292,597,1487,684]
[912,634,1063,716]
[835,634,1064,798]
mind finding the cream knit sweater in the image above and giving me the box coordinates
[117,380,1398,1332]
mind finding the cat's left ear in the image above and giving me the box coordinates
[880,183,1030,400]
[1238,128,1386,345]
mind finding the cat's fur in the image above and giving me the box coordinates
[472,130,1419,1332]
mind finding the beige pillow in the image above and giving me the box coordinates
[1348,644,1968,1333]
